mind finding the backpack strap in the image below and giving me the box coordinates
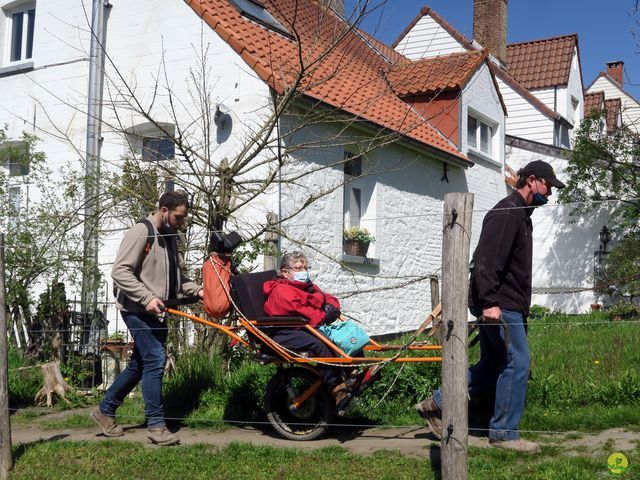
[134,218,156,277]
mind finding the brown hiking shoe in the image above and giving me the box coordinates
[90,406,124,437]
[489,438,540,453]
[331,382,351,407]
[148,426,180,446]
[415,397,443,439]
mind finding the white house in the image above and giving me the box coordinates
[586,61,640,134]
[0,0,514,336]
[393,0,612,313]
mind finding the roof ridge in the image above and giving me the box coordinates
[507,33,578,48]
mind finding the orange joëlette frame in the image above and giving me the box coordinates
[164,307,443,365]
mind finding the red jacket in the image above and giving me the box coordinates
[263,278,340,327]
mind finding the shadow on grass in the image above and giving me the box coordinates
[12,435,70,462]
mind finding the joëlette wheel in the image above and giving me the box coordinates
[264,367,335,441]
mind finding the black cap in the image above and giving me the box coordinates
[519,160,566,189]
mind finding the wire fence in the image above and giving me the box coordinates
[3,195,640,445]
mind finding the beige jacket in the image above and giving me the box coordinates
[112,216,201,312]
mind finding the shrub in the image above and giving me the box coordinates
[8,347,41,407]
[607,301,639,318]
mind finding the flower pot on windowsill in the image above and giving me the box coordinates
[344,239,370,257]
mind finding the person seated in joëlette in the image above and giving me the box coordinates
[263,251,348,403]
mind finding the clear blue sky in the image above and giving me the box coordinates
[346,0,640,99]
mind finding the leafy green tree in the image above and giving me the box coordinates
[559,111,640,299]
[0,128,85,352]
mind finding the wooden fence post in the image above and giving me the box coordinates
[440,193,473,480]
[0,234,13,479]
[430,276,441,342]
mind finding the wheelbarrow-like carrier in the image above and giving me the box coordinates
[166,269,443,440]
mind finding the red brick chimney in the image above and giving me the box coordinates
[473,0,508,67]
[606,61,624,87]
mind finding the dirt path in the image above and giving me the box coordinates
[9,408,640,458]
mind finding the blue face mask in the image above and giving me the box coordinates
[532,192,548,206]
[293,270,311,283]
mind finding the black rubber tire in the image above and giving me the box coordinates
[264,367,335,441]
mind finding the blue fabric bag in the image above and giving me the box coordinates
[319,320,370,355]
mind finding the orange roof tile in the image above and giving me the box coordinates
[185,0,470,164]
[604,98,622,133]
[584,91,605,118]
[506,34,578,90]
[395,5,571,123]
[385,51,485,96]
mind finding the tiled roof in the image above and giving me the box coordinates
[506,34,578,90]
[584,91,605,117]
[604,98,622,133]
[385,51,485,96]
[396,6,572,123]
[185,0,470,163]
[586,72,640,107]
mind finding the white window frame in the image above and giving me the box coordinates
[466,111,496,159]
[124,122,176,163]
[2,0,35,67]
[0,139,30,176]
[343,151,377,258]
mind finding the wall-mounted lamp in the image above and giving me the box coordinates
[599,225,611,255]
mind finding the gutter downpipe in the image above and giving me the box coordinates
[81,0,110,317]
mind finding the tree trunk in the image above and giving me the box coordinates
[34,361,73,407]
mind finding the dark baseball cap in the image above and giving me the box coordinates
[519,160,566,189]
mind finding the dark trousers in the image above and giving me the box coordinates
[268,328,340,387]
[100,312,168,428]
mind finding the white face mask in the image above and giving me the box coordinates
[293,270,311,283]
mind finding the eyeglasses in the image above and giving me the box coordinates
[284,266,310,272]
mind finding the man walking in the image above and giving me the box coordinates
[91,191,202,446]
[416,160,565,453]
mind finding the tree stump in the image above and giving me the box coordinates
[34,361,73,407]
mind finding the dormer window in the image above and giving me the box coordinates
[467,113,495,157]
[229,0,292,38]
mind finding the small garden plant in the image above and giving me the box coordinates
[343,226,375,243]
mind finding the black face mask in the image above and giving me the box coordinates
[532,192,548,207]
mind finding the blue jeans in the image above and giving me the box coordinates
[433,309,530,441]
[100,312,168,428]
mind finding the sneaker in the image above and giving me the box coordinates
[489,438,540,453]
[147,426,180,446]
[415,397,443,439]
[90,406,124,437]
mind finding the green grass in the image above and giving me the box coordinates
[9,440,638,479]
[522,312,640,432]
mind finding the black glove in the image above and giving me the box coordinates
[323,303,341,324]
